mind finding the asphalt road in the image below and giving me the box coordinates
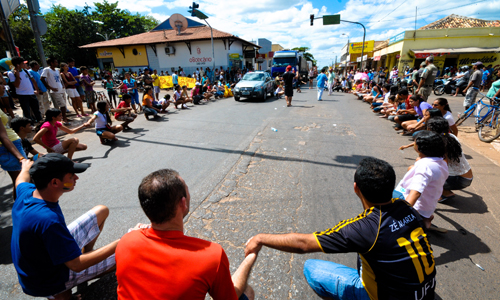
[0,86,499,299]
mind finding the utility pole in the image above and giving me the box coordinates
[0,0,17,57]
[26,0,47,67]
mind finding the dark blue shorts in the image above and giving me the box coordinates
[96,127,111,137]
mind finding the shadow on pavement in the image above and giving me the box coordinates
[436,191,488,215]
[428,212,490,266]
[331,155,373,169]
[79,273,117,300]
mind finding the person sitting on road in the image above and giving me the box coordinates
[113,94,137,130]
[362,81,383,104]
[11,117,44,159]
[245,157,437,300]
[33,108,87,160]
[84,101,124,144]
[371,84,391,109]
[202,82,213,101]
[431,98,458,136]
[400,94,433,134]
[142,86,168,119]
[275,84,284,99]
[378,95,397,117]
[191,82,203,105]
[394,130,448,229]
[11,154,127,300]
[173,85,189,109]
[181,85,195,104]
[116,169,257,300]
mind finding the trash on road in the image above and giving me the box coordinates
[271,127,278,132]
[333,124,337,126]
[284,148,287,150]
[275,108,277,110]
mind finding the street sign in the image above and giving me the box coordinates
[30,15,47,35]
[323,14,340,25]
[28,0,39,13]
[1,0,20,18]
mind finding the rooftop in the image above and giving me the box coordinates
[80,16,259,49]
[419,14,500,30]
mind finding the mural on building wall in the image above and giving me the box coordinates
[159,76,196,89]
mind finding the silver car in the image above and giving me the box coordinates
[233,71,275,101]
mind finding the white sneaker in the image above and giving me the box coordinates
[182,104,188,109]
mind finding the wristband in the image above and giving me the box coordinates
[19,157,25,162]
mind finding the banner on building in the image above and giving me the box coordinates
[457,53,500,68]
[349,40,374,54]
[159,76,196,89]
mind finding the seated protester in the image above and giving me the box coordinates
[373,86,397,113]
[352,80,364,97]
[245,157,436,300]
[371,84,391,108]
[426,117,473,202]
[11,154,126,300]
[33,108,87,160]
[377,95,397,117]
[387,92,407,121]
[363,81,383,104]
[341,77,349,93]
[191,82,203,105]
[173,85,189,109]
[202,82,213,101]
[181,85,195,105]
[393,90,417,128]
[11,117,45,159]
[116,169,257,300]
[113,94,137,130]
[400,94,433,133]
[394,130,448,229]
[332,78,343,92]
[141,86,168,119]
[84,101,124,144]
[275,84,285,99]
[432,98,458,136]
[158,94,173,109]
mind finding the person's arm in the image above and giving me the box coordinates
[33,128,54,152]
[450,124,458,136]
[245,233,321,256]
[66,73,77,85]
[65,240,119,272]
[399,142,415,150]
[232,253,257,298]
[463,79,473,93]
[15,159,33,187]
[83,114,98,127]
[41,76,56,92]
[60,123,86,134]
[405,190,421,206]
[29,76,40,95]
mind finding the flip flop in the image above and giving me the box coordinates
[438,195,455,203]
[428,224,448,233]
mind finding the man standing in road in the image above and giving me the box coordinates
[416,56,438,101]
[172,71,179,89]
[11,154,123,300]
[141,67,153,87]
[116,169,256,300]
[463,62,484,110]
[316,68,328,101]
[245,157,436,300]
[42,57,71,125]
[8,56,42,123]
[151,69,161,100]
[282,65,297,107]
[28,61,51,117]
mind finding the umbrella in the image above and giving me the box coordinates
[0,58,13,71]
[354,72,369,81]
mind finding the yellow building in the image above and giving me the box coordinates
[373,15,500,75]
[271,44,284,52]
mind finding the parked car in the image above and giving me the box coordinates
[233,71,275,101]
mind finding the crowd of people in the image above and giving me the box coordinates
[2,52,500,300]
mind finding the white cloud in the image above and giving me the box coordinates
[38,0,500,66]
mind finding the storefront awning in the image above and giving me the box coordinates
[373,56,381,61]
[411,47,500,59]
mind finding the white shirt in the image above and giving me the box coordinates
[395,157,449,218]
[383,91,391,103]
[443,111,455,127]
[448,134,471,176]
[174,91,182,100]
[41,67,64,94]
[94,111,108,129]
[8,70,35,95]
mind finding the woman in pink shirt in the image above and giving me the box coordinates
[33,108,88,159]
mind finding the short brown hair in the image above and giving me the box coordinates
[138,169,186,224]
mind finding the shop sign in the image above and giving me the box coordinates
[189,56,212,65]
[349,40,374,54]
[98,50,113,57]
[374,56,381,61]
[396,54,401,59]
[389,31,405,45]
[414,52,449,59]
[244,50,256,58]
[229,53,240,60]
[458,54,499,66]
[268,52,274,58]
[357,57,361,62]
[256,54,265,63]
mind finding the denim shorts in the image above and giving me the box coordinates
[96,127,111,137]
[303,259,370,300]
[0,139,27,171]
[443,176,473,191]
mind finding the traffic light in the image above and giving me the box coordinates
[189,2,199,17]
[310,14,314,26]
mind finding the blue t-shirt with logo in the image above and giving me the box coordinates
[29,70,47,93]
[317,73,328,88]
[11,182,81,296]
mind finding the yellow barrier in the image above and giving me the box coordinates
[158,76,196,89]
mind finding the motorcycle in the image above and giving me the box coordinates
[433,78,465,96]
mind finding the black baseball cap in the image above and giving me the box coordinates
[29,153,89,180]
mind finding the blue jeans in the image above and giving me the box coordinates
[303,259,370,300]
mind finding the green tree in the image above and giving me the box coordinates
[0,4,38,61]
[292,46,317,66]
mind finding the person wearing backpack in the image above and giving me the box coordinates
[8,57,42,123]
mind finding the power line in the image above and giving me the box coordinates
[376,0,410,22]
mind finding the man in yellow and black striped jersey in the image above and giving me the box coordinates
[245,157,436,300]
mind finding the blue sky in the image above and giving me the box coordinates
[38,0,500,67]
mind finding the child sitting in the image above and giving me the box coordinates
[114,94,137,130]
[173,85,189,109]
[275,84,285,99]
[11,117,44,159]
[84,101,124,144]
[394,130,449,229]
[142,86,168,118]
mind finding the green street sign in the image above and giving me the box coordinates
[323,14,340,25]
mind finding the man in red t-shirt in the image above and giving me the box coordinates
[116,169,256,300]
[113,94,136,130]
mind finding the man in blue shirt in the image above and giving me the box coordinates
[28,61,50,116]
[11,154,130,299]
[67,58,85,99]
[316,69,328,101]
[172,71,179,88]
